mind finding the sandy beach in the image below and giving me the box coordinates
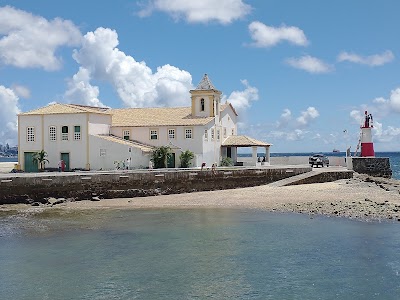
[2,173,400,222]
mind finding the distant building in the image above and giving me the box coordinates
[18,74,271,171]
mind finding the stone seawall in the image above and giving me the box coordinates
[0,167,311,204]
[351,157,392,178]
[285,170,353,186]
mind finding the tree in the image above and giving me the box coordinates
[220,157,233,167]
[179,150,194,168]
[150,146,171,169]
[32,150,49,170]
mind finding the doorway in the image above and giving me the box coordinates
[167,153,175,168]
[60,153,70,171]
[227,147,232,158]
[24,152,38,172]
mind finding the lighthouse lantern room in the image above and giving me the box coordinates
[360,111,375,157]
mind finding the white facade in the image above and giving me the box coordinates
[18,110,113,171]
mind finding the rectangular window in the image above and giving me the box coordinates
[168,129,175,139]
[231,128,235,135]
[27,127,35,142]
[123,130,130,140]
[211,128,215,141]
[217,129,220,141]
[185,128,193,139]
[74,126,81,140]
[61,126,69,141]
[204,129,208,141]
[150,129,158,140]
[223,127,227,138]
[49,126,56,141]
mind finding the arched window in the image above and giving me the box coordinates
[200,98,205,111]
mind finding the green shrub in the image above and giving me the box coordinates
[220,157,233,167]
[179,150,194,168]
[150,146,171,169]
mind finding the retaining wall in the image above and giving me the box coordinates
[286,170,353,186]
[351,157,392,178]
[0,167,311,204]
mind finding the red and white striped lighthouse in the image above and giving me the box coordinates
[360,110,375,157]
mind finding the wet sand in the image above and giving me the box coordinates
[2,173,399,222]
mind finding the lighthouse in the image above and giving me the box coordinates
[360,110,375,157]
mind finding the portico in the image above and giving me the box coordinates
[221,135,272,166]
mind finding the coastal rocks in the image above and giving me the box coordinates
[278,199,400,222]
[275,174,400,222]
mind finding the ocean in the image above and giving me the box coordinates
[0,157,17,162]
[1,208,400,299]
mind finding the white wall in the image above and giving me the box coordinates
[111,124,214,167]
[42,113,88,170]
[89,135,150,170]
[269,156,346,166]
[19,113,91,170]
[220,106,237,137]
[89,114,111,135]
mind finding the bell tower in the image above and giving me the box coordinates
[190,74,222,118]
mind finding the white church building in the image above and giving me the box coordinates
[18,74,271,172]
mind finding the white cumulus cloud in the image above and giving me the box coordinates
[377,88,400,113]
[354,87,400,119]
[296,107,319,126]
[11,84,31,99]
[269,129,308,141]
[276,108,292,128]
[286,55,334,73]
[66,27,193,107]
[138,0,252,24]
[224,79,258,112]
[0,85,20,146]
[337,50,394,67]
[64,67,104,107]
[0,6,82,70]
[248,21,308,48]
[373,121,400,143]
[350,110,363,124]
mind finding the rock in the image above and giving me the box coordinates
[52,198,66,206]
[47,197,58,205]
[365,198,371,202]
[31,202,40,206]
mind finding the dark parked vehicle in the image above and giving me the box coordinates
[309,154,329,167]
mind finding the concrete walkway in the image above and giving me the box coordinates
[0,162,17,173]
[268,166,352,187]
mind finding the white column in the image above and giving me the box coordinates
[252,146,258,166]
[265,146,270,165]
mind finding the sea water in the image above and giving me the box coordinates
[1,208,400,299]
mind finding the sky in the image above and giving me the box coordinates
[0,0,399,153]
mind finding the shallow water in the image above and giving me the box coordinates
[1,208,400,299]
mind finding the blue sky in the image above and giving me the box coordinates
[1,0,399,152]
